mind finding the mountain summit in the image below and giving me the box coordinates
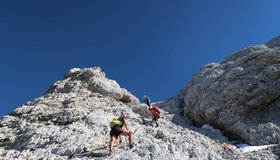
[1,36,280,159]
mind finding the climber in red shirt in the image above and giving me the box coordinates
[148,106,160,127]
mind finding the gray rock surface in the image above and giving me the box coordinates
[0,67,265,160]
[179,36,280,146]
[1,37,280,160]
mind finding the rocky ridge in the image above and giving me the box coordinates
[0,67,233,160]
[1,35,280,159]
[179,35,280,146]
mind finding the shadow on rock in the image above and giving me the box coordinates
[71,151,109,159]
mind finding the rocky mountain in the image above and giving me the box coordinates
[1,36,280,160]
[179,35,280,146]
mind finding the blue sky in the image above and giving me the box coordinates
[1,1,280,118]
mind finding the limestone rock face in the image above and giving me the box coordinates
[49,67,138,104]
[0,61,280,159]
[0,67,238,160]
[266,35,280,48]
[180,36,280,145]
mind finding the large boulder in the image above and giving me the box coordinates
[180,36,280,145]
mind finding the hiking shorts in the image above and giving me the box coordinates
[110,125,123,138]
[153,115,160,122]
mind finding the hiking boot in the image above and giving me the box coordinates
[155,124,159,128]
[130,144,133,149]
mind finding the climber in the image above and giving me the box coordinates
[142,95,151,106]
[109,112,133,155]
[148,106,160,127]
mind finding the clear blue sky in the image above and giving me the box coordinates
[1,1,280,118]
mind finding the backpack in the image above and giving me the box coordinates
[109,117,123,128]
[152,107,160,114]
